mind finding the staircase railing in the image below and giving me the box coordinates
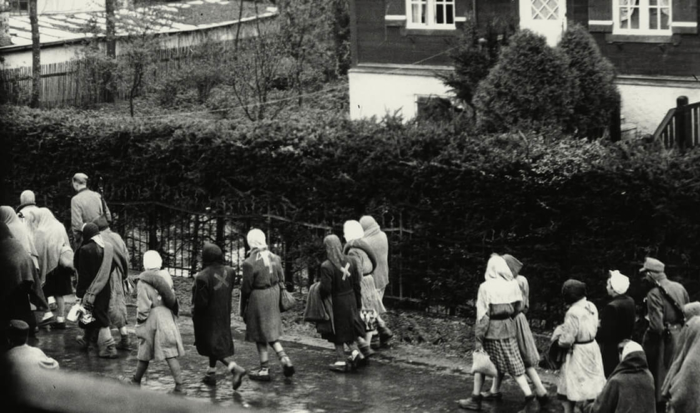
[653,96,700,150]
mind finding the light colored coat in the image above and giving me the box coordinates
[135,270,184,361]
[70,189,111,238]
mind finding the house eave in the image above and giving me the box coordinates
[349,63,453,77]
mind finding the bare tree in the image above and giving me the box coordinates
[29,0,40,108]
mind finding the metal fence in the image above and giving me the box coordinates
[108,201,416,299]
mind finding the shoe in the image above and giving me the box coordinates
[359,345,375,359]
[38,312,55,327]
[458,395,483,411]
[281,356,295,378]
[346,352,360,371]
[370,336,381,350]
[202,372,216,386]
[229,364,247,390]
[536,393,549,407]
[98,344,118,359]
[51,321,67,330]
[116,334,132,351]
[119,375,140,386]
[248,368,271,382]
[378,325,394,347]
[76,335,89,351]
[329,361,350,373]
[169,384,188,396]
[516,395,537,413]
[480,391,503,401]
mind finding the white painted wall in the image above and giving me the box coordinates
[349,65,452,120]
[617,77,700,135]
[38,0,106,14]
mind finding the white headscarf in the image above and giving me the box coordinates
[343,220,364,242]
[609,270,630,295]
[621,340,644,361]
[484,254,514,281]
[143,250,162,270]
[247,228,271,269]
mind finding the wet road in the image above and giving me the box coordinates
[32,317,564,413]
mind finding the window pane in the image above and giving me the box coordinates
[630,8,639,29]
[436,4,444,24]
[650,8,658,29]
[660,8,670,29]
[619,7,629,29]
[650,0,657,5]
[446,4,454,24]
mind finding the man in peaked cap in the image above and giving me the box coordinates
[639,257,689,412]
[2,320,59,370]
[70,173,111,249]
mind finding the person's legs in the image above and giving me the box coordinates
[132,360,149,384]
[526,367,548,397]
[249,342,271,382]
[561,400,574,413]
[202,357,218,385]
[483,373,504,399]
[376,315,393,347]
[97,327,117,359]
[459,372,485,410]
[271,341,295,377]
[166,357,186,394]
[54,296,66,325]
[117,326,131,351]
[513,374,533,397]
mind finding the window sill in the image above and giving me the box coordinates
[400,28,458,36]
[605,34,676,44]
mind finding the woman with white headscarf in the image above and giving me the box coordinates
[459,254,536,411]
[123,251,186,394]
[240,229,294,382]
[596,270,636,377]
[343,220,389,352]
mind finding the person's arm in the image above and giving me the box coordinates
[319,263,332,299]
[474,285,488,346]
[70,197,82,238]
[647,291,665,334]
[596,304,615,342]
[240,262,254,316]
[558,311,580,348]
[352,262,362,309]
[136,281,153,324]
[192,277,209,315]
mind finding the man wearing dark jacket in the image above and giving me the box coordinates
[584,340,656,413]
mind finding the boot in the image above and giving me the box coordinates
[170,383,188,396]
[229,363,247,390]
[116,334,132,351]
[202,372,217,386]
[98,337,119,359]
[280,356,295,378]
[458,395,483,411]
[378,325,394,347]
[516,395,538,413]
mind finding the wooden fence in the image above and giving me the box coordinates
[653,95,700,150]
[0,40,247,108]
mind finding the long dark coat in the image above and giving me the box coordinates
[319,259,364,344]
[584,351,656,413]
[597,294,636,377]
[74,241,112,328]
[192,263,236,359]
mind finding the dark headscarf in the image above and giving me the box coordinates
[82,223,100,244]
[202,242,223,267]
[502,254,523,278]
[324,234,347,271]
[562,279,587,305]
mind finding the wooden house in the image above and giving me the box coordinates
[348,0,700,134]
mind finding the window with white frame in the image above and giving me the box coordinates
[407,0,456,29]
[613,0,671,34]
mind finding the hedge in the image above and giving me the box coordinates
[2,106,700,327]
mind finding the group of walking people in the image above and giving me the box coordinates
[461,253,699,413]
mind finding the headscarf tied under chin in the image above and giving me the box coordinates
[484,254,514,281]
[562,279,587,305]
[324,234,350,279]
[247,228,271,269]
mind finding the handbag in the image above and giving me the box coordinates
[279,283,296,312]
[471,348,497,377]
[540,341,567,370]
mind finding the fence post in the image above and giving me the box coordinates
[191,214,200,277]
[148,205,158,251]
[676,96,689,151]
[399,212,403,300]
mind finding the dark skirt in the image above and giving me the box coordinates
[323,290,364,345]
[244,286,283,343]
[43,266,74,298]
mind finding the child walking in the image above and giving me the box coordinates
[125,251,186,394]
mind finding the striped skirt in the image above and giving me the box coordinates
[483,337,526,377]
